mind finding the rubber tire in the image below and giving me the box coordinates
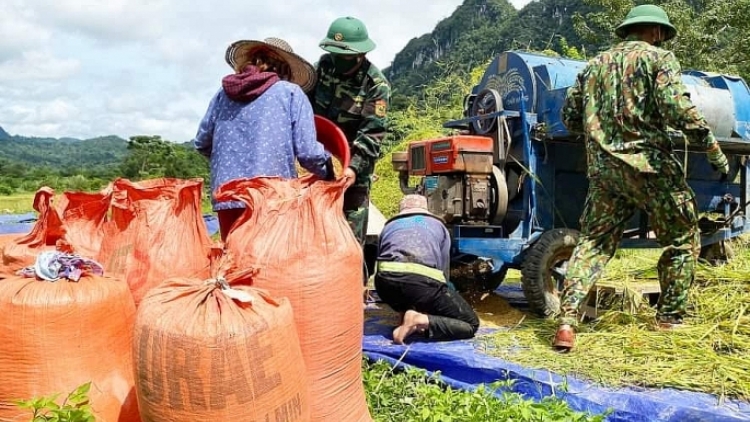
[520,228,581,317]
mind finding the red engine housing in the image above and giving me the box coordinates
[407,135,494,176]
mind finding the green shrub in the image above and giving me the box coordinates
[15,382,96,422]
[364,359,611,422]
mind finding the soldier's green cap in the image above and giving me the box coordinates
[615,4,677,41]
[319,16,376,55]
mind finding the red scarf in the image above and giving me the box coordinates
[222,65,279,102]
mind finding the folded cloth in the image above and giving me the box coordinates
[19,251,105,282]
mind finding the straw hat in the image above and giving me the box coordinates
[225,37,317,93]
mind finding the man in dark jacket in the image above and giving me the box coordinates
[374,195,479,344]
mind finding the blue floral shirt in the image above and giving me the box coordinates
[193,80,331,211]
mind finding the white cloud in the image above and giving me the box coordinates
[0,50,81,82]
[0,0,533,143]
[0,2,52,60]
[37,0,171,43]
[38,99,80,123]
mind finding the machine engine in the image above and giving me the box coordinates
[392,135,503,225]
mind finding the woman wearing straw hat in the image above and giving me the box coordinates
[193,37,335,241]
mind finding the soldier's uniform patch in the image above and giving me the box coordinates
[375,99,387,117]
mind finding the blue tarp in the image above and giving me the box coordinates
[363,287,750,422]
[0,212,37,234]
[0,213,222,236]
[203,214,220,237]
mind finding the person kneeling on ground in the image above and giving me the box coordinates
[374,194,479,344]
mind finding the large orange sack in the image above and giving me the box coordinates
[97,178,213,306]
[133,256,310,422]
[1,187,111,272]
[216,176,372,422]
[0,271,140,422]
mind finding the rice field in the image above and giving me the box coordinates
[0,193,35,214]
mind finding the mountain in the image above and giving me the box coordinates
[384,0,598,103]
[0,126,128,171]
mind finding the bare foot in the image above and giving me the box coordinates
[393,310,429,344]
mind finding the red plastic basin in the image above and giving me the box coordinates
[315,115,350,170]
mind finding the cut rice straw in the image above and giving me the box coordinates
[483,239,750,402]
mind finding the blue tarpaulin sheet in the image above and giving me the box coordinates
[0,213,222,236]
[0,212,37,234]
[363,287,750,422]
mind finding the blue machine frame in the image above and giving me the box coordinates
[441,50,750,277]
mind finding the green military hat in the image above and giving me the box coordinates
[615,4,677,41]
[319,16,376,55]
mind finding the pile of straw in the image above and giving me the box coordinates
[485,244,750,402]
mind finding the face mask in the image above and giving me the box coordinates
[652,27,664,47]
[331,54,360,74]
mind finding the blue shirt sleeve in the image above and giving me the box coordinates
[290,86,331,178]
[193,90,221,157]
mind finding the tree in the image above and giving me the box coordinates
[120,135,208,181]
[573,0,750,79]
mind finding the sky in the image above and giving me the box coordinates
[0,0,532,143]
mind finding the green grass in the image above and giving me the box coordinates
[482,243,750,403]
[0,188,216,216]
[364,359,610,421]
[0,193,36,214]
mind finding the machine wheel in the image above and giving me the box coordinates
[699,240,735,266]
[520,228,581,318]
[470,88,502,134]
[489,165,509,225]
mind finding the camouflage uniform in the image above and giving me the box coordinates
[310,17,392,246]
[559,35,730,327]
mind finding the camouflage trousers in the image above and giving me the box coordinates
[558,158,700,327]
[344,167,373,287]
[343,164,374,247]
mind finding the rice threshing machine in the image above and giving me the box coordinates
[391,50,750,317]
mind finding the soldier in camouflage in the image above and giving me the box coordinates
[309,16,391,249]
[554,4,730,352]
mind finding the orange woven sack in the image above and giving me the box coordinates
[0,233,21,251]
[55,188,113,258]
[0,271,140,422]
[215,176,372,422]
[133,253,310,422]
[1,186,111,273]
[97,178,213,307]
